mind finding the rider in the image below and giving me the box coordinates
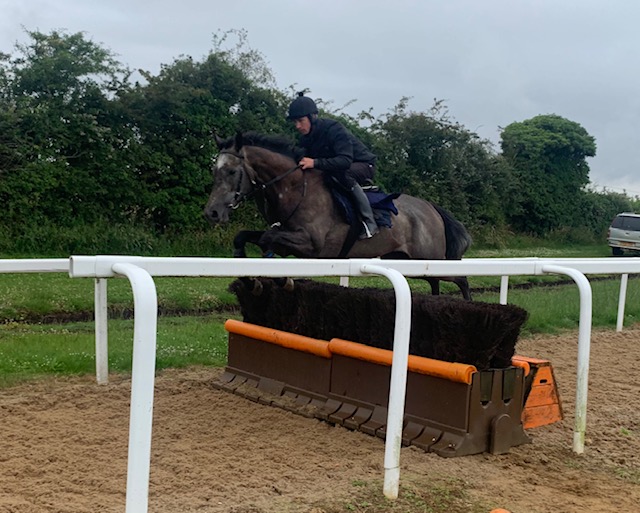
[287,92,379,239]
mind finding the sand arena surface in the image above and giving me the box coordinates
[1,326,640,512]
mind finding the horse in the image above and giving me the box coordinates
[204,131,473,300]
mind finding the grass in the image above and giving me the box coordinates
[0,273,240,320]
[467,243,611,259]
[0,312,234,387]
[312,476,490,513]
[474,276,640,335]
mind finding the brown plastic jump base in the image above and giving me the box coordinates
[215,320,562,458]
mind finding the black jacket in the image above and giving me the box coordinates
[298,118,376,172]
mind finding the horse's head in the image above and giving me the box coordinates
[203,133,252,225]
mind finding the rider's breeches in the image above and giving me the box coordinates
[330,163,376,189]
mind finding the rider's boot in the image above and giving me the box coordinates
[350,183,379,239]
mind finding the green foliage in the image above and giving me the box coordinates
[0,219,252,257]
[118,50,287,231]
[0,29,135,229]
[578,189,634,236]
[369,98,511,231]
[501,114,598,235]
[0,28,281,245]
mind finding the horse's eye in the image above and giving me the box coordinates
[229,169,236,176]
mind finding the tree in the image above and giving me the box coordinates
[369,98,510,231]
[0,29,135,229]
[500,114,596,235]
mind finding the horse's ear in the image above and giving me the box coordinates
[212,129,225,149]
[234,131,244,152]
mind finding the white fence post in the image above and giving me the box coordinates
[541,264,592,454]
[361,264,412,500]
[94,278,109,384]
[500,275,509,304]
[617,273,629,332]
[108,263,158,513]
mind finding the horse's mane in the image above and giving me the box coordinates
[220,131,303,161]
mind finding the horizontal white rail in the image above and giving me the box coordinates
[0,258,69,273]
[65,255,587,277]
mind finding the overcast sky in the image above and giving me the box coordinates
[3,0,639,196]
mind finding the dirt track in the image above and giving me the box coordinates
[1,326,639,512]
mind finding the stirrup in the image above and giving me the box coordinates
[359,221,378,240]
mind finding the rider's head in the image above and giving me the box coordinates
[287,92,318,135]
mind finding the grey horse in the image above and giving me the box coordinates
[204,131,472,299]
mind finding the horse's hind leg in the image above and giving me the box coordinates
[424,276,472,300]
[454,276,472,301]
[426,277,441,296]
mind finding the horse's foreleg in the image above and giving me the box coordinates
[237,276,263,296]
[257,228,321,291]
[259,228,320,258]
[233,231,268,295]
[280,277,295,291]
[233,230,266,258]
[233,230,299,293]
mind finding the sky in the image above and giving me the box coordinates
[2,0,640,197]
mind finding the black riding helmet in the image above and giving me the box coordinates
[287,92,318,120]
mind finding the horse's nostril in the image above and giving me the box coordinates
[203,208,219,223]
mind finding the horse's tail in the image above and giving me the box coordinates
[432,204,472,260]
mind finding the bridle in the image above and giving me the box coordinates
[216,150,252,210]
[217,149,307,224]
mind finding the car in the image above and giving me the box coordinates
[607,212,640,256]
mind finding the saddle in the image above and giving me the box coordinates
[330,182,400,229]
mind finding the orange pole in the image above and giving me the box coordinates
[328,338,476,384]
[224,319,331,358]
[510,357,531,376]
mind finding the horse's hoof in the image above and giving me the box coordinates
[251,279,263,296]
[233,250,247,258]
[283,277,295,292]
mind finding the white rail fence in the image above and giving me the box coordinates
[66,255,639,513]
[1,256,639,513]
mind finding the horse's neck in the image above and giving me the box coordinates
[244,145,332,222]
[245,146,297,183]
